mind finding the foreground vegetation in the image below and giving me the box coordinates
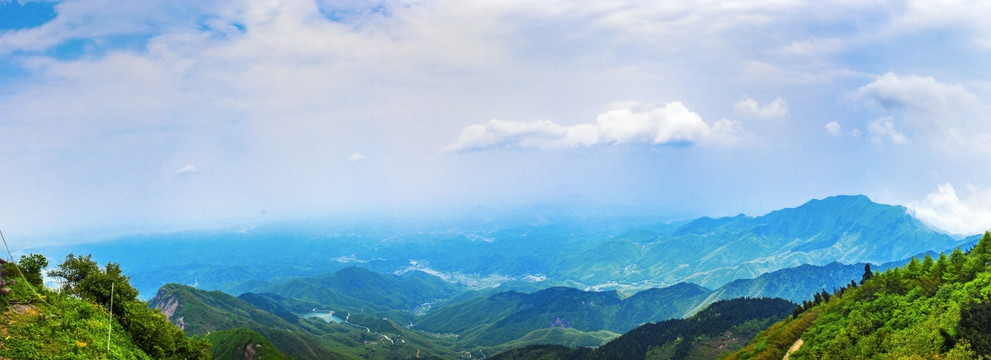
[728,231,991,359]
[0,254,209,359]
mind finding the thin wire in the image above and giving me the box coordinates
[108,281,114,353]
[0,228,50,305]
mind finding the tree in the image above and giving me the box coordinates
[48,253,209,359]
[17,253,48,287]
[49,254,138,315]
[905,257,922,280]
[861,263,873,285]
[946,248,970,283]
[932,253,949,281]
[959,300,991,355]
[921,254,935,273]
[48,253,99,295]
[970,231,991,266]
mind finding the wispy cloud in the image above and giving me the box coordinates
[853,73,987,152]
[347,153,367,162]
[442,101,739,153]
[176,165,198,175]
[853,73,980,115]
[734,97,788,119]
[868,117,908,145]
[824,121,842,136]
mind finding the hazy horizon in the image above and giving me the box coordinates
[2,1,991,244]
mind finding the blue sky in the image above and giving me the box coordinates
[2,0,991,244]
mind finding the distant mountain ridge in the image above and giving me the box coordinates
[34,194,970,300]
[571,195,963,288]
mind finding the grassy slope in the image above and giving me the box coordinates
[0,275,152,359]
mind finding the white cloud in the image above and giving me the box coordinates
[825,121,842,136]
[1,0,990,239]
[176,165,198,175]
[868,117,908,145]
[733,97,788,118]
[441,101,739,152]
[347,153,367,162]
[853,73,980,116]
[853,73,988,152]
[893,0,991,49]
[909,183,991,235]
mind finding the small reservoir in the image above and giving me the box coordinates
[303,311,344,323]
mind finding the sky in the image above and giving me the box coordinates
[1,0,991,244]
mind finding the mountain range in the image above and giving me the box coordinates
[34,195,972,299]
[567,195,963,288]
[17,194,985,358]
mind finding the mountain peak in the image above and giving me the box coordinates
[797,194,873,209]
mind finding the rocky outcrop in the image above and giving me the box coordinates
[149,288,187,330]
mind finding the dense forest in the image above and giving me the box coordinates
[491,297,796,360]
[728,231,991,359]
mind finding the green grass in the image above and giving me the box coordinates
[0,277,152,359]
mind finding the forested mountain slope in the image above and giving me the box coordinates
[571,195,963,288]
[490,297,796,360]
[728,231,991,359]
[414,284,712,347]
[149,283,464,359]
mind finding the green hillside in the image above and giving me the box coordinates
[489,297,795,360]
[0,254,208,359]
[727,231,991,359]
[490,328,619,354]
[415,285,710,347]
[204,327,293,360]
[255,266,464,323]
[150,282,464,359]
[150,283,357,360]
[415,267,869,350]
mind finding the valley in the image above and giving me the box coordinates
[5,2,987,359]
[11,195,986,359]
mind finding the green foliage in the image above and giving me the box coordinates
[489,344,592,360]
[151,283,462,360]
[958,300,991,355]
[256,266,464,325]
[417,284,713,348]
[492,297,796,360]
[17,253,48,287]
[0,256,209,360]
[727,231,991,360]
[46,254,140,323]
[484,328,619,355]
[118,300,211,359]
[861,263,873,284]
[205,327,293,360]
[14,253,213,360]
[0,280,153,359]
[47,253,100,294]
